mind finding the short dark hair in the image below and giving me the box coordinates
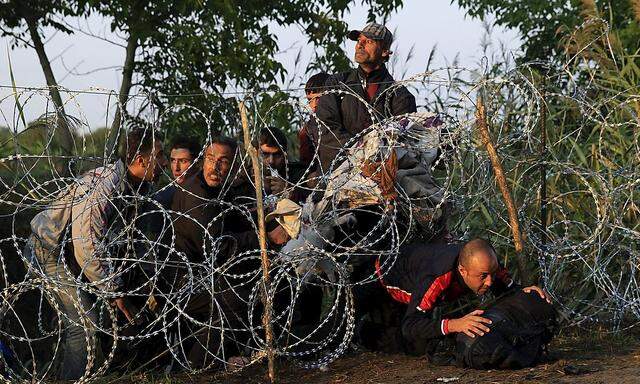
[254,126,288,152]
[382,46,391,63]
[170,136,201,158]
[459,238,497,267]
[305,72,329,94]
[120,127,161,164]
[209,135,238,154]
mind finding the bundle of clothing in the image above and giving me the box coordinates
[276,112,450,279]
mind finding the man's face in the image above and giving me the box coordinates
[306,91,321,113]
[260,143,285,174]
[202,143,234,187]
[140,141,167,182]
[354,33,385,66]
[459,250,499,295]
[170,148,194,185]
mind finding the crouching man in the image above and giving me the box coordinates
[169,136,289,369]
[366,238,552,366]
[23,128,167,379]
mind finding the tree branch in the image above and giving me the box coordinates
[25,15,74,156]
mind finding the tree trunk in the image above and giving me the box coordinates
[239,101,276,383]
[105,33,138,159]
[25,15,74,156]
[476,96,528,285]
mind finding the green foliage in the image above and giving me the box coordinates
[86,0,405,142]
[454,0,640,63]
[136,0,401,142]
[1,0,405,146]
[454,15,638,317]
[0,0,86,46]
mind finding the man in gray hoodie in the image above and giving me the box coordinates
[23,127,167,379]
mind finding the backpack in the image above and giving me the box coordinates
[455,290,557,369]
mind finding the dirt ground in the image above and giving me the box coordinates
[116,328,640,384]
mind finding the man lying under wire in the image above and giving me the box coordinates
[355,238,551,365]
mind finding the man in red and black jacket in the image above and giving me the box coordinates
[370,239,548,356]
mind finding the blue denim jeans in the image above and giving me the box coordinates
[24,236,103,380]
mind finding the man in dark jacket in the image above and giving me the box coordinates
[360,239,549,357]
[299,72,329,170]
[169,136,288,367]
[154,136,200,210]
[171,136,289,264]
[138,136,201,250]
[255,126,310,204]
[315,22,417,171]
[171,138,255,265]
[256,126,289,197]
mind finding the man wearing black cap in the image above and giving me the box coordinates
[314,22,417,171]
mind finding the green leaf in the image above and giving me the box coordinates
[6,47,27,129]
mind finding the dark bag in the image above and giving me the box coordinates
[455,290,557,369]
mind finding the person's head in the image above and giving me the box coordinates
[305,72,329,112]
[457,238,500,296]
[169,137,200,185]
[255,127,287,174]
[121,127,167,182]
[202,136,237,188]
[348,22,393,70]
